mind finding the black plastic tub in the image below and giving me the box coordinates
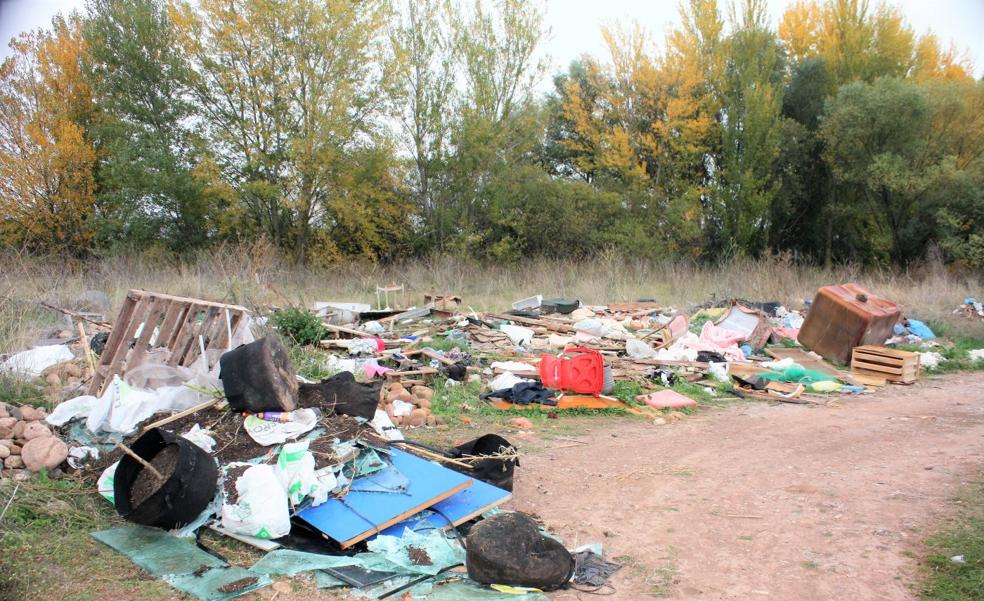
[113,428,218,530]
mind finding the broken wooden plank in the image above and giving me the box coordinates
[485,313,577,333]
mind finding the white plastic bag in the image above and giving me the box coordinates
[500,324,534,346]
[371,408,404,441]
[2,345,74,378]
[243,408,318,446]
[98,461,119,504]
[180,424,217,453]
[275,441,331,506]
[220,463,291,540]
[625,338,657,359]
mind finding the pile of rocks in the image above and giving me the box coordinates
[379,383,445,428]
[0,402,68,478]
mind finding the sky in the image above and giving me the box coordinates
[2,0,982,86]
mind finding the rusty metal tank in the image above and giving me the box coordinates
[797,283,901,365]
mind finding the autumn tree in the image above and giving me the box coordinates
[778,0,971,85]
[0,14,97,255]
[173,0,406,263]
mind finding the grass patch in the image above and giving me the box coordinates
[422,336,470,353]
[0,374,46,409]
[919,479,984,600]
[611,380,645,405]
[0,474,177,601]
[287,344,341,381]
[894,335,984,374]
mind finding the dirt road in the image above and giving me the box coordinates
[509,373,984,600]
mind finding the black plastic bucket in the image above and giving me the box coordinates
[113,428,218,530]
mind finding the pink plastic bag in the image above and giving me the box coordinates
[636,389,698,409]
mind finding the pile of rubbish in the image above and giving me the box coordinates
[1,283,982,598]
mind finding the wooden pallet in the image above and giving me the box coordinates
[850,345,920,384]
[88,289,250,396]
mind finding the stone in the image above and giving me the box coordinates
[10,444,21,455]
[511,417,533,430]
[0,445,8,459]
[12,421,26,439]
[425,415,437,426]
[4,455,25,469]
[61,362,82,378]
[0,417,16,430]
[0,426,12,439]
[12,470,31,482]
[411,386,434,401]
[19,406,42,421]
[45,372,61,387]
[22,422,51,441]
[414,398,432,410]
[21,436,68,472]
[0,405,7,418]
[407,408,427,427]
[652,417,667,426]
[0,439,13,448]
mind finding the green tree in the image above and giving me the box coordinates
[173,0,399,263]
[709,0,786,257]
[821,77,983,265]
[389,0,457,251]
[84,0,209,252]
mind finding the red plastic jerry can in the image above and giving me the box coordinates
[539,347,605,395]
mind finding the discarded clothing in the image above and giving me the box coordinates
[696,350,727,364]
[573,550,622,588]
[482,382,556,406]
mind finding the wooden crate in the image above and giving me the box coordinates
[850,345,920,384]
[88,289,250,396]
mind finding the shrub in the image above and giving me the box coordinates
[269,307,326,346]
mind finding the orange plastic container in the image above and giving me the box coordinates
[539,347,604,395]
[797,283,900,365]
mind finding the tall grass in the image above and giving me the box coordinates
[2,245,983,352]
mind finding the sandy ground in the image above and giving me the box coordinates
[504,373,984,600]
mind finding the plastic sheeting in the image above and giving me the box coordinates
[250,549,360,575]
[91,526,271,600]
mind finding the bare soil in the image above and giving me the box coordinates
[503,373,984,600]
[129,444,179,507]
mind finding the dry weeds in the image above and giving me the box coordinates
[2,245,983,352]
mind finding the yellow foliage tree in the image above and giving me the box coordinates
[0,14,97,254]
[778,0,972,84]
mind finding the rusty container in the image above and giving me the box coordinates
[797,283,901,365]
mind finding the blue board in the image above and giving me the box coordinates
[375,476,512,538]
[297,447,471,548]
